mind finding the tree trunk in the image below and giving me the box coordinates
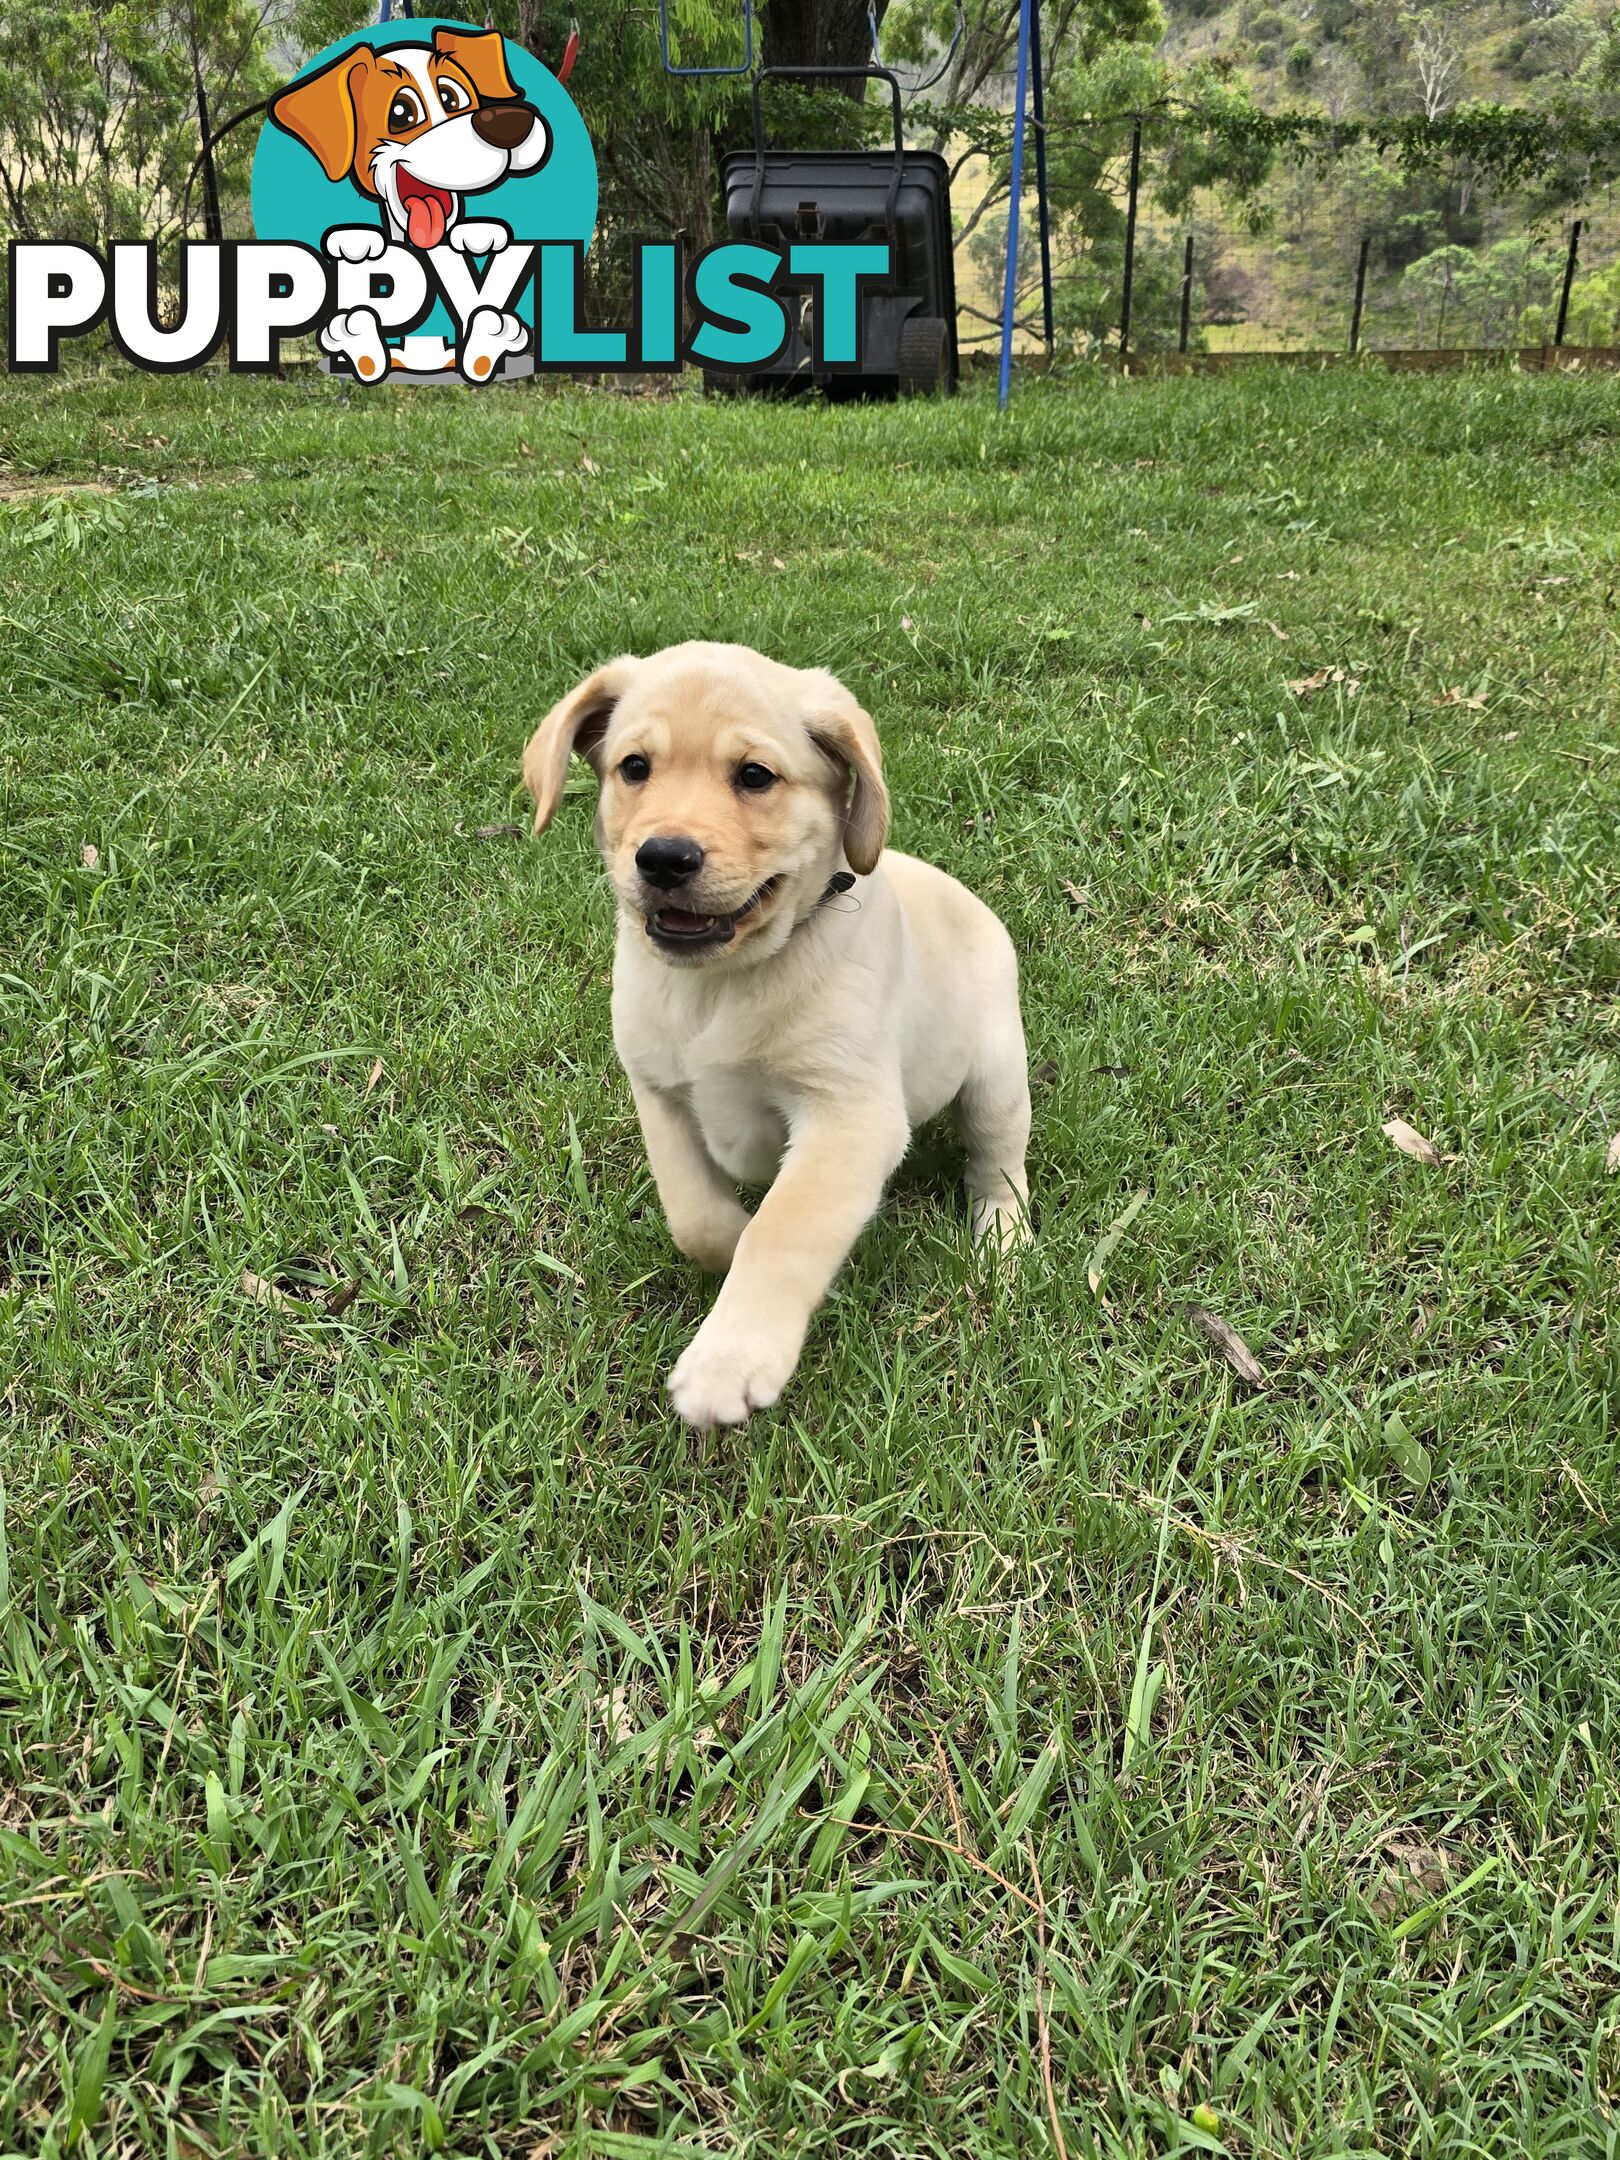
[761,0,889,94]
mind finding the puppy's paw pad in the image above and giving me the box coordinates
[667,1332,793,1430]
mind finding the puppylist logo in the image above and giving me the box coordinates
[6,19,892,384]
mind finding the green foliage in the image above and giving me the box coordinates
[0,0,277,246]
[1522,253,1620,342]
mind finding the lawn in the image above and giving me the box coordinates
[2,362,1618,2159]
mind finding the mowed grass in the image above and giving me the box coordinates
[2,362,1618,2160]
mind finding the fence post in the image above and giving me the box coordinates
[1028,0,1055,355]
[1555,219,1583,349]
[193,51,224,244]
[1349,234,1369,354]
[1119,114,1142,367]
[1178,233,1194,355]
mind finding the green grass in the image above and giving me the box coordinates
[2,362,1619,2159]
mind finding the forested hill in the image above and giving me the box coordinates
[1160,0,1613,121]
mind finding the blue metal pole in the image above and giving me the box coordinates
[997,0,1034,410]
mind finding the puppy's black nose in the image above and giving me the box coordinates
[471,101,539,149]
[636,836,704,890]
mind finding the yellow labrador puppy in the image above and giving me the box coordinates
[524,642,1030,1428]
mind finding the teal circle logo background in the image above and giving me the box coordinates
[250,18,597,340]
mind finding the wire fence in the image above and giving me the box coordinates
[949,108,1620,368]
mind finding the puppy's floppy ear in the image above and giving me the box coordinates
[271,48,372,182]
[432,26,519,101]
[524,658,641,834]
[804,671,890,876]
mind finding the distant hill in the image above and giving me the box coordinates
[1138,0,1620,351]
[1159,0,1612,119]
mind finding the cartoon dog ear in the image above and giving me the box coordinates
[270,47,374,182]
[803,671,890,875]
[432,26,519,102]
[524,658,642,834]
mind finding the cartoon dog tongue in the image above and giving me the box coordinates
[405,190,448,250]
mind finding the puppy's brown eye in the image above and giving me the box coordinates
[619,754,650,784]
[736,762,777,793]
[387,90,424,131]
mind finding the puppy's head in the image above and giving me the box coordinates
[523,643,888,967]
[271,31,548,242]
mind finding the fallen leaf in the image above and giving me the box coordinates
[1086,1188,1149,1294]
[900,614,914,632]
[1264,619,1288,641]
[1384,1407,1431,1492]
[1370,1841,1448,1921]
[80,843,99,869]
[771,556,786,570]
[1607,1132,1620,1174]
[580,453,600,475]
[241,1270,298,1312]
[599,1687,634,1743]
[1187,1306,1265,1385]
[469,820,525,840]
[1287,665,1360,697]
[364,1059,385,1096]
[325,1280,361,1317]
[1435,685,1487,710]
[1060,880,1089,912]
[1383,1117,1442,1167]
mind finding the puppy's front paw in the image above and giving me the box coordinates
[324,227,387,264]
[667,1321,797,1429]
[447,219,510,255]
[971,1196,1033,1260]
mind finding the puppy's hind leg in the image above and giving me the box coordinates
[955,996,1032,1257]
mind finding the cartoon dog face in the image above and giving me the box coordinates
[271,29,550,248]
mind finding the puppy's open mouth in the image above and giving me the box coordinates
[646,878,779,952]
[396,170,455,250]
